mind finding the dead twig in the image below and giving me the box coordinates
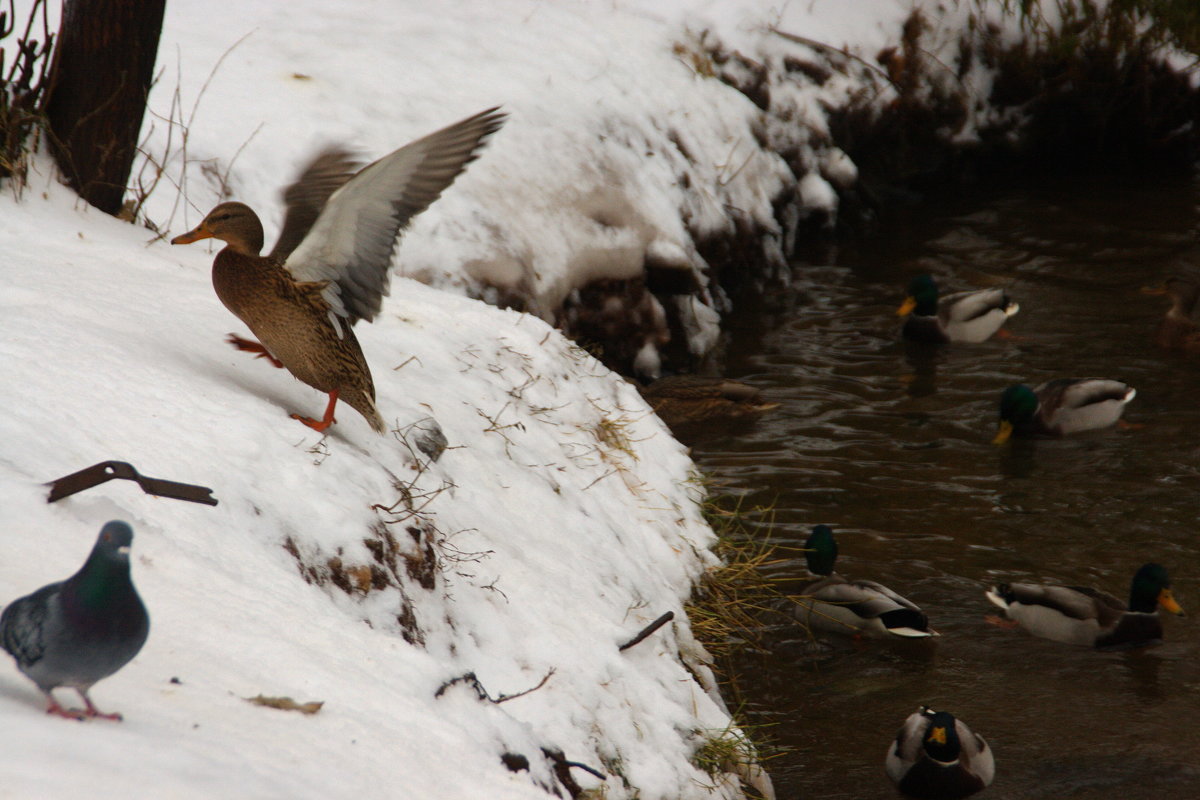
[618,611,675,651]
[434,668,556,703]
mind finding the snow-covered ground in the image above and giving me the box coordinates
[0,0,1111,797]
[135,0,946,379]
[1,169,743,797]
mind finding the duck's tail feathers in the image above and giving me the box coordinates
[346,392,387,434]
[984,584,1013,611]
[879,608,936,637]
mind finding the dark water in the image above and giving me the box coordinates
[689,172,1200,799]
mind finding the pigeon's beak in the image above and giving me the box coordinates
[117,546,132,556]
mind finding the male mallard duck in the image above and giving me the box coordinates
[172,107,506,433]
[637,375,779,430]
[984,563,1184,650]
[992,378,1135,444]
[791,525,937,639]
[1154,273,1200,352]
[886,706,994,800]
[898,274,1018,343]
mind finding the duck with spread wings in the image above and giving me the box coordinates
[172,107,506,433]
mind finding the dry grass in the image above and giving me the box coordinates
[685,482,789,661]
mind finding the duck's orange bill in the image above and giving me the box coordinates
[171,225,213,245]
[897,296,917,316]
[1159,588,1185,616]
[992,420,1014,445]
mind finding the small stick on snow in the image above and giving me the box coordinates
[618,611,674,652]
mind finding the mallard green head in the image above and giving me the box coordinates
[804,524,838,576]
[920,710,963,764]
[994,384,1039,444]
[898,274,939,317]
[1129,563,1185,616]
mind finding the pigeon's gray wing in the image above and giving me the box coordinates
[268,147,362,260]
[285,107,506,325]
[0,583,60,667]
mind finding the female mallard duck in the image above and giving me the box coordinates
[992,378,1135,444]
[898,274,1018,343]
[1154,273,1200,352]
[886,707,994,800]
[984,563,1184,649]
[638,375,779,430]
[172,107,506,433]
[791,525,937,639]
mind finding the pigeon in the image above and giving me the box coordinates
[1,520,150,720]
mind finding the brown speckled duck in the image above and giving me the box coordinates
[172,107,506,433]
[1155,273,1200,352]
[638,375,779,431]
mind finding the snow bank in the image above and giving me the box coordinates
[133,0,928,379]
[0,170,757,798]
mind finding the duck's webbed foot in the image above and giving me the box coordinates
[226,334,284,369]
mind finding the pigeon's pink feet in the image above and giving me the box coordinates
[984,614,1020,629]
[45,697,87,721]
[82,707,123,721]
[80,693,123,721]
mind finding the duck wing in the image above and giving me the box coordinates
[885,709,931,782]
[269,146,362,261]
[1005,582,1112,620]
[1035,378,1134,432]
[805,575,930,632]
[957,723,995,786]
[939,287,1011,324]
[285,107,507,325]
[1036,378,1132,412]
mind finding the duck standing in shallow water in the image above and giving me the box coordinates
[992,378,1135,444]
[172,107,506,433]
[790,525,937,639]
[984,563,1183,649]
[886,707,994,799]
[898,274,1018,344]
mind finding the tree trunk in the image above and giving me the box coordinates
[44,0,165,215]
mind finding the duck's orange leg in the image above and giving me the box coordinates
[291,390,339,432]
[226,334,284,369]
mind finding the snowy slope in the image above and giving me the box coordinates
[0,170,742,798]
